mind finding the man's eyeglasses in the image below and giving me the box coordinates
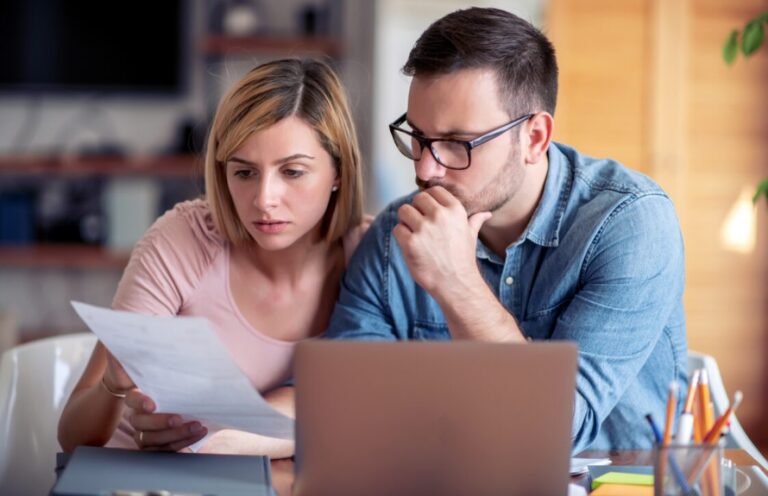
[388,112,534,170]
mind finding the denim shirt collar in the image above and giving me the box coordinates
[476,142,571,262]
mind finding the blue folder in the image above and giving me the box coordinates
[51,446,275,496]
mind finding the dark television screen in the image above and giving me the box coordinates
[0,0,185,94]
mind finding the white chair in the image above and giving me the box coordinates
[687,351,768,471]
[0,333,97,496]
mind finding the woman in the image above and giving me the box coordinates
[58,58,365,457]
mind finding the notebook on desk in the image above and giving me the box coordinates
[51,446,274,496]
[293,340,578,496]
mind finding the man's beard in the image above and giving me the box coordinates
[415,147,524,216]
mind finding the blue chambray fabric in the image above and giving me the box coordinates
[324,141,687,452]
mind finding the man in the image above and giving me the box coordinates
[326,7,687,452]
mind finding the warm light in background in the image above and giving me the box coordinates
[720,186,758,254]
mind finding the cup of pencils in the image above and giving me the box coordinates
[653,443,722,495]
[648,369,744,495]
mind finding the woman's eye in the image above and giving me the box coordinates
[233,169,254,179]
[283,168,305,178]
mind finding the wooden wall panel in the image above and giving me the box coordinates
[685,0,768,442]
[546,0,653,173]
[547,0,768,448]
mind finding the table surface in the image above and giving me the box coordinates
[269,449,766,496]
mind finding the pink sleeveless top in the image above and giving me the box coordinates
[106,199,365,447]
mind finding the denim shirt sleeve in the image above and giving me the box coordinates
[556,193,685,452]
[323,206,399,342]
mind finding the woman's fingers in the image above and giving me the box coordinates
[103,349,135,391]
[128,411,183,431]
[123,389,207,451]
[134,421,207,450]
[124,389,154,413]
[160,428,209,452]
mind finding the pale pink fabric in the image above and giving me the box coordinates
[106,199,364,448]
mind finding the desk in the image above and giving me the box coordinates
[572,449,766,493]
[269,449,766,496]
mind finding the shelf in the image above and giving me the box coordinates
[202,34,343,57]
[0,245,130,269]
[0,154,201,177]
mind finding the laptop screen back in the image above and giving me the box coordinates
[293,341,578,496]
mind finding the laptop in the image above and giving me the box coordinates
[293,340,578,496]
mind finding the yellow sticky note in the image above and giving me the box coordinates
[590,483,653,496]
[591,472,654,489]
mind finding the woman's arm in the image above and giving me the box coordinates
[58,202,218,452]
[57,342,131,451]
[197,386,296,458]
[58,342,209,452]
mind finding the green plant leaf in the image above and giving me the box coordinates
[741,20,765,56]
[753,178,768,207]
[758,11,768,24]
[724,30,740,64]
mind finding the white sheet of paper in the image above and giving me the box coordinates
[71,301,294,441]
[569,457,611,475]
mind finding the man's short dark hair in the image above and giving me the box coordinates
[403,7,558,117]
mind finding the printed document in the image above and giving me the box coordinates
[71,301,294,442]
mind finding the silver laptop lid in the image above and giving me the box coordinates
[294,340,578,496]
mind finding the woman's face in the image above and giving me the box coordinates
[225,116,339,251]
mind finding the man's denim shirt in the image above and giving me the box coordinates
[325,142,688,453]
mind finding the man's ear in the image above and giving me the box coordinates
[523,112,554,165]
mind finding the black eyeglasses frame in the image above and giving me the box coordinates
[388,112,534,170]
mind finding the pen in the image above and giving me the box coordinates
[676,370,700,444]
[645,414,691,495]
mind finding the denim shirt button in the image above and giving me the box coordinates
[505,276,514,285]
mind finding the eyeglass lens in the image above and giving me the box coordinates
[392,129,469,169]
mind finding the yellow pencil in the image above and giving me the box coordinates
[687,391,743,488]
[704,391,743,444]
[662,381,678,447]
[697,369,713,440]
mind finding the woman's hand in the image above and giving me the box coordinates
[102,351,135,395]
[124,389,208,451]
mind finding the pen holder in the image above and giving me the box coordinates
[653,443,723,496]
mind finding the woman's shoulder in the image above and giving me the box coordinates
[130,199,227,280]
[140,199,223,253]
[113,199,226,314]
[341,214,374,265]
[154,199,222,241]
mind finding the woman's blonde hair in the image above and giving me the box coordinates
[204,58,363,245]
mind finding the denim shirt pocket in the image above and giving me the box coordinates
[411,321,452,341]
[521,298,569,339]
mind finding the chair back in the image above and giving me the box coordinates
[0,333,97,495]
[687,350,768,471]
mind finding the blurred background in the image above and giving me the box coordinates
[0,0,765,452]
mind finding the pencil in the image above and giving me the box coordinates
[697,370,713,437]
[686,391,743,488]
[704,390,743,444]
[662,381,678,447]
[683,369,700,414]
